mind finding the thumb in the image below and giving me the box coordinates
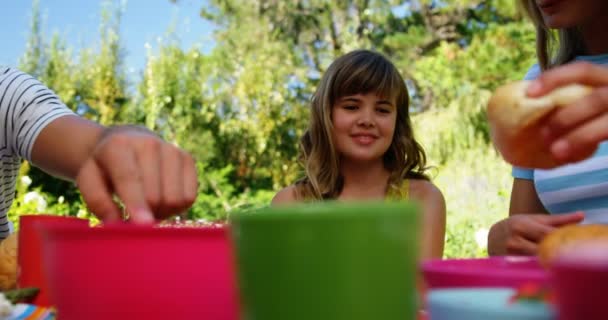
[543,211,585,227]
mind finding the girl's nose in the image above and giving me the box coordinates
[357,115,374,127]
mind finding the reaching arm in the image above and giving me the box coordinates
[5,68,198,223]
[34,118,198,222]
[31,115,103,180]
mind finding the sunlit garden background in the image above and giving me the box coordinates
[6,0,536,258]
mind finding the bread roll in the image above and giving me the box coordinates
[538,224,608,268]
[0,233,18,290]
[487,80,593,169]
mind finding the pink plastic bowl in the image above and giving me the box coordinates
[552,245,608,320]
[422,256,549,289]
[40,223,239,320]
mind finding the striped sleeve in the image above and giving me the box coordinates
[512,166,534,180]
[523,63,541,81]
[0,67,74,161]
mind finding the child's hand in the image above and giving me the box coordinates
[527,62,608,164]
[487,212,585,256]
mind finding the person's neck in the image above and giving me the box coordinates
[580,17,608,55]
[339,159,390,200]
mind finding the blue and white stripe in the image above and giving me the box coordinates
[534,144,608,223]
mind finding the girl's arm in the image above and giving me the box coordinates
[412,180,446,260]
[487,178,583,255]
[509,178,547,215]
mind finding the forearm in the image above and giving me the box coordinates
[31,117,156,181]
[31,116,104,180]
[97,124,157,141]
[487,219,507,256]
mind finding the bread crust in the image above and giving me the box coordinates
[0,233,17,290]
[538,224,608,268]
[487,81,593,169]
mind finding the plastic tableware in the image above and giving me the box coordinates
[422,256,549,289]
[17,215,89,306]
[552,243,608,320]
[230,201,421,320]
[40,223,239,320]
[427,287,554,320]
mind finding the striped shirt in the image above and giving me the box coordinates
[0,67,74,238]
[512,54,608,223]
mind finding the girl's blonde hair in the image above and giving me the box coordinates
[294,50,429,201]
[519,0,586,70]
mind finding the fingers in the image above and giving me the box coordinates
[130,137,197,218]
[76,159,123,221]
[183,153,198,209]
[551,122,606,163]
[527,62,608,163]
[542,211,585,227]
[528,62,608,97]
[542,88,608,161]
[511,217,554,242]
[135,138,162,214]
[94,134,153,223]
[503,212,586,255]
[505,236,539,256]
[78,127,198,223]
[157,143,184,218]
[542,87,608,140]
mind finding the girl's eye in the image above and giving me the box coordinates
[377,108,391,114]
[343,105,358,110]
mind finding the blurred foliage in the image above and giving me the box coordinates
[10,0,537,257]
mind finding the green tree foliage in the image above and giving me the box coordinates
[89,1,129,125]
[20,0,43,77]
[16,1,129,214]
[13,0,538,257]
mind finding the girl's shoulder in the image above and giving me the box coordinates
[387,178,443,202]
[409,180,446,222]
[271,185,298,206]
[408,179,444,203]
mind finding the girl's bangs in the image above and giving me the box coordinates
[331,54,401,103]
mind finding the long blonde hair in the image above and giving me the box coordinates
[518,0,586,70]
[294,50,429,201]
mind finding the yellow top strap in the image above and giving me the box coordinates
[387,179,409,200]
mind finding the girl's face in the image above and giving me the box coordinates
[331,93,397,164]
[536,0,608,28]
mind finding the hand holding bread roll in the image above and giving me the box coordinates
[487,80,594,169]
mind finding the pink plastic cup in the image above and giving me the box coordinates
[422,256,549,289]
[40,223,239,320]
[18,215,89,306]
[552,244,608,320]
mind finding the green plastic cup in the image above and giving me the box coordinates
[230,201,420,320]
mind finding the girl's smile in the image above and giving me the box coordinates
[537,0,563,15]
[350,132,379,146]
[331,93,397,162]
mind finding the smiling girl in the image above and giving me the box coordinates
[272,50,446,260]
